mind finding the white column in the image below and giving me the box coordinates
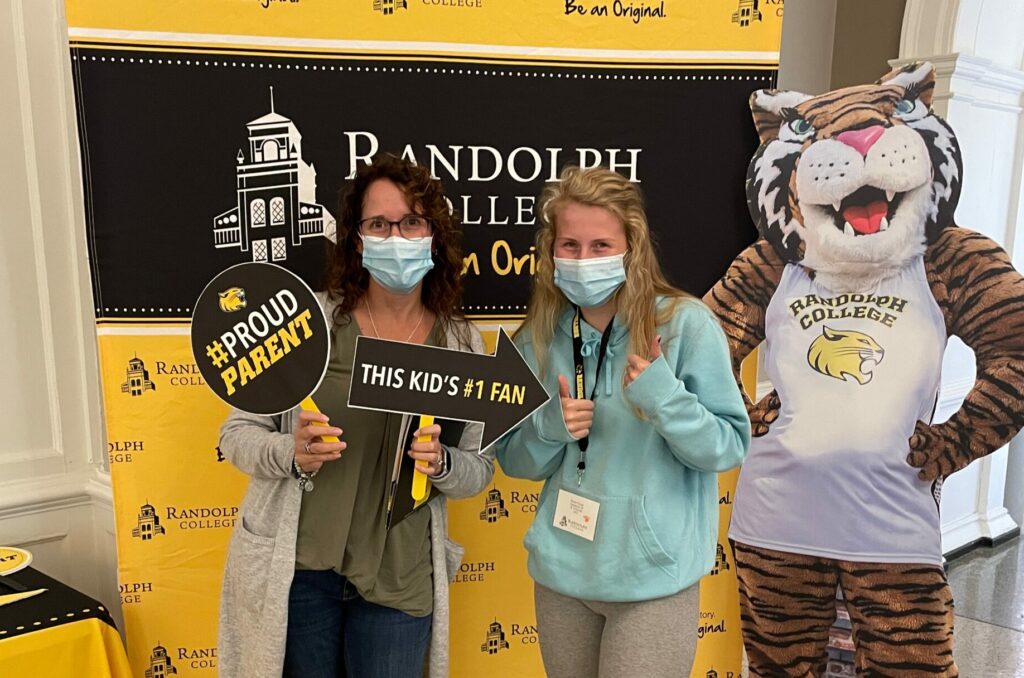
[899,0,1024,554]
[0,0,119,626]
[776,0,837,93]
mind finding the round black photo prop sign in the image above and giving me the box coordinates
[191,263,330,415]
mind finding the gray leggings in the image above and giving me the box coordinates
[533,582,699,678]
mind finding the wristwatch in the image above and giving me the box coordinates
[434,447,452,481]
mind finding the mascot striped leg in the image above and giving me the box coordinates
[733,541,838,677]
[734,542,957,677]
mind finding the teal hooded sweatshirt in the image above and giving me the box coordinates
[496,298,750,602]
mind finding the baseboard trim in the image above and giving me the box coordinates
[945,527,1021,562]
[942,505,1020,557]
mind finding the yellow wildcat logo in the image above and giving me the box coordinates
[218,287,247,313]
[807,326,884,385]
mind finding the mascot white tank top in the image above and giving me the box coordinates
[730,257,948,564]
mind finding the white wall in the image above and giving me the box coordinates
[900,0,1024,552]
[0,0,120,630]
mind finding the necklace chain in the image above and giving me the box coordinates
[365,300,425,343]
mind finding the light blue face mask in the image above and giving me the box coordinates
[553,253,627,308]
[360,235,435,295]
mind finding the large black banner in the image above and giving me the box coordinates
[73,49,770,319]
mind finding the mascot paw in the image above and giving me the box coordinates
[751,390,782,437]
[907,421,962,480]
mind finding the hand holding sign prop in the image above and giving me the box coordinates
[190,263,338,462]
[348,328,549,452]
[412,415,435,502]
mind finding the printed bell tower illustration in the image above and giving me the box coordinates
[481,620,510,654]
[122,354,156,396]
[213,87,335,262]
[732,0,763,27]
[479,487,510,523]
[373,0,408,14]
[710,542,731,575]
[132,502,166,541]
[145,644,177,678]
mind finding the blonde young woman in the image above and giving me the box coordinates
[496,166,750,677]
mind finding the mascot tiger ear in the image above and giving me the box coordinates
[749,89,813,143]
[822,326,842,341]
[877,61,936,109]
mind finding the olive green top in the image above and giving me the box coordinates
[294,316,437,617]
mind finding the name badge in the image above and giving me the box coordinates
[553,489,601,541]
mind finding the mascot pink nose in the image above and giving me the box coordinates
[836,125,886,156]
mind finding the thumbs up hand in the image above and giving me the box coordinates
[625,335,661,388]
[558,373,594,440]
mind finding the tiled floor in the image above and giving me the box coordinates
[948,535,1024,677]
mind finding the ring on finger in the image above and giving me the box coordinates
[304,440,312,455]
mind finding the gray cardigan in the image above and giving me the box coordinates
[217,298,495,678]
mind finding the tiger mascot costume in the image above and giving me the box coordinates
[704,62,1024,676]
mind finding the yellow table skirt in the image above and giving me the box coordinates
[0,617,131,678]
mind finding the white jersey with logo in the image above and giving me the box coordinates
[729,257,948,565]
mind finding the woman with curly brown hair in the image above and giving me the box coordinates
[217,153,494,678]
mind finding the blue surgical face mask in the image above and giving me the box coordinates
[360,235,435,295]
[553,253,627,308]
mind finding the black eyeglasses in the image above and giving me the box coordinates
[358,214,434,239]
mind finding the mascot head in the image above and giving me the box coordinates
[747,62,962,291]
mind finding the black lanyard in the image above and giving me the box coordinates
[571,306,614,486]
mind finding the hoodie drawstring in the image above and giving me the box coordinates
[580,336,616,397]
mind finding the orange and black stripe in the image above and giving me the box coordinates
[733,541,959,677]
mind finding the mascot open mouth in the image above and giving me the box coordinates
[823,186,906,237]
[861,350,883,369]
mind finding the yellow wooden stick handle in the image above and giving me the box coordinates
[299,396,339,443]
[412,415,434,502]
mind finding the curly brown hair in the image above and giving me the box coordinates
[325,153,466,339]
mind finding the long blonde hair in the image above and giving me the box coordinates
[519,165,690,378]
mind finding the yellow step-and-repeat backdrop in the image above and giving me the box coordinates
[72,1,782,675]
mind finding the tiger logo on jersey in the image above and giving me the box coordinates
[218,287,247,313]
[807,326,884,385]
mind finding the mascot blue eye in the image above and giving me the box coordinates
[788,118,814,135]
[895,99,915,115]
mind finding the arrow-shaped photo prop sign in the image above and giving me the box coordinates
[190,262,331,416]
[348,329,549,451]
